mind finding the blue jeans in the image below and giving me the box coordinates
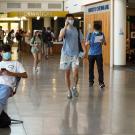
[0,84,12,115]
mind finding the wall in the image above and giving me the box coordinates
[64,0,106,13]
[0,1,64,12]
[84,1,110,65]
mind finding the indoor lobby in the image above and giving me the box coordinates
[0,0,135,135]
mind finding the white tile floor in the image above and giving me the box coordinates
[1,54,135,135]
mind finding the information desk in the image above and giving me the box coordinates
[52,42,63,54]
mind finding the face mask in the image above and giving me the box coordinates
[68,20,74,25]
[2,52,11,60]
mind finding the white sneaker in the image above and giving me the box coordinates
[33,67,38,72]
[67,90,72,99]
[72,87,79,97]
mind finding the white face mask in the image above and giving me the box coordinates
[68,20,74,26]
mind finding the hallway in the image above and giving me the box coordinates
[1,55,135,135]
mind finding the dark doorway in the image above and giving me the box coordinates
[32,18,44,34]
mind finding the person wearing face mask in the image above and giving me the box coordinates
[30,31,42,71]
[59,14,86,99]
[0,45,27,119]
[85,23,106,88]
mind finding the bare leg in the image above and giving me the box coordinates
[73,67,79,88]
[72,66,79,97]
[65,69,71,91]
[32,53,38,70]
[46,47,49,58]
[50,47,53,56]
[37,52,42,66]
[65,69,73,98]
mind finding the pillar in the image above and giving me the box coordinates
[114,0,126,65]
[28,18,32,33]
[44,17,51,28]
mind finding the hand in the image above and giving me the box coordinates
[2,69,13,76]
[104,42,107,46]
[85,41,89,46]
[83,52,87,59]
[0,70,3,74]
[64,20,69,28]
[0,68,6,75]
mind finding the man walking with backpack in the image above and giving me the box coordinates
[59,14,86,99]
[42,27,48,59]
[86,23,106,88]
[46,27,55,58]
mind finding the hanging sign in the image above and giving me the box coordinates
[85,1,110,13]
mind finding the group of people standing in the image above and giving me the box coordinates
[59,14,106,99]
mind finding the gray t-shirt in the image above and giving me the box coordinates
[61,27,83,57]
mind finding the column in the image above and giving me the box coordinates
[110,0,114,67]
[44,17,51,28]
[28,18,32,33]
[114,0,126,66]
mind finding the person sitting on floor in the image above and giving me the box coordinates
[0,44,28,116]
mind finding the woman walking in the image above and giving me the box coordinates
[30,31,42,71]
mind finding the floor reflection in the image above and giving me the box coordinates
[61,100,78,135]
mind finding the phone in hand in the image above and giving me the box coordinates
[65,20,69,27]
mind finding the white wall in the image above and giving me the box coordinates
[64,0,105,13]
[0,1,64,12]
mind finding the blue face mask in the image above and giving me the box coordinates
[2,52,11,60]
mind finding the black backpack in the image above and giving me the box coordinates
[0,111,11,128]
[77,29,83,52]
[47,32,52,42]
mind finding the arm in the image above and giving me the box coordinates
[81,40,87,58]
[2,70,28,78]
[79,31,87,58]
[59,20,69,41]
[1,62,28,78]
[30,37,36,47]
[102,33,107,45]
[85,33,91,46]
[59,28,66,41]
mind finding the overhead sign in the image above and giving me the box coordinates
[88,4,109,12]
[85,1,110,13]
[7,11,68,17]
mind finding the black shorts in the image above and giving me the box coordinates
[47,41,53,48]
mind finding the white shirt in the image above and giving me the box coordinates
[0,61,26,88]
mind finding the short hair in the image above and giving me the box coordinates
[42,27,46,31]
[0,26,2,28]
[2,45,11,52]
[65,14,74,19]
[94,23,101,31]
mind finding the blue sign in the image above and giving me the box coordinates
[88,4,109,13]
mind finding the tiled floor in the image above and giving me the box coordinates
[1,54,135,135]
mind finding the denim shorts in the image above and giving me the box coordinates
[60,53,79,70]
